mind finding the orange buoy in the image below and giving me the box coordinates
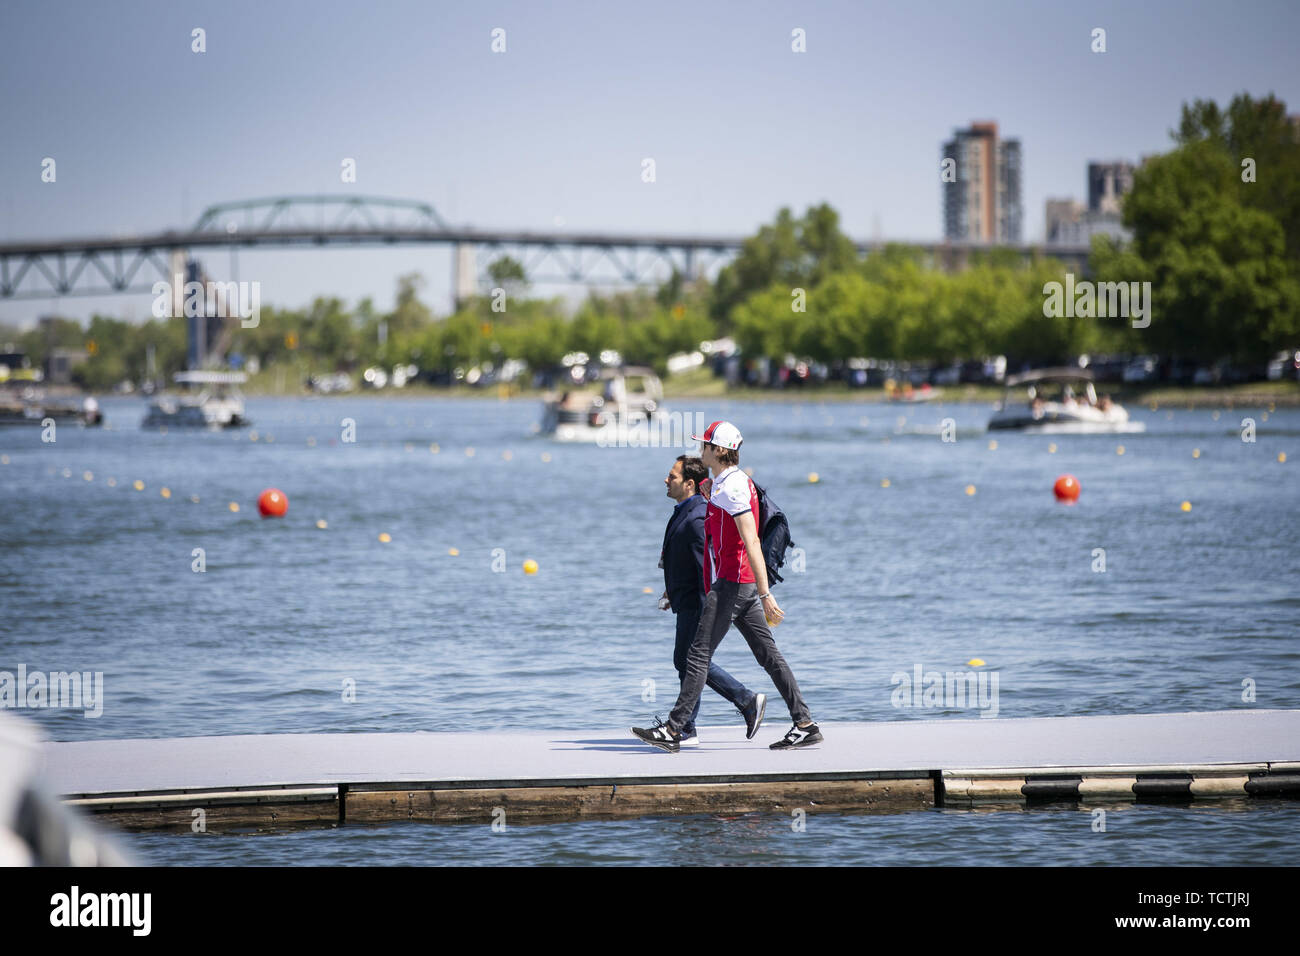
[258,488,288,518]
[1053,474,1081,503]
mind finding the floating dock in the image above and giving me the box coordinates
[39,709,1300,830]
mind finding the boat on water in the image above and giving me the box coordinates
[886,381,943,404]
[141,371,250,429]
[540,366,667,443]
[987,368,1144,433]
[0,387,102,427]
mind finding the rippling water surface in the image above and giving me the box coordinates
[2,394,1297,864]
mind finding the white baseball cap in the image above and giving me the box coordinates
[692,420,743,450]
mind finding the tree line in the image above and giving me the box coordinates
[4,93,1297,390]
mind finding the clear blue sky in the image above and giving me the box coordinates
[2,0,1297,328]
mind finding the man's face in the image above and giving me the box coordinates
[699,443,716,471]
[665,461,691,502]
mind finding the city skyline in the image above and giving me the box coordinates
[2,0,1298,326]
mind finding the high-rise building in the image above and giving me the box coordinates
[1045,199,1085,244]
[1045,160,1136,246]
[942,121,1022,242]
[1087,161,1135,214]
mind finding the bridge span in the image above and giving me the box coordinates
[0,195,1092,302]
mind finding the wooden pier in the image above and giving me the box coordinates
[39,709,1300,830]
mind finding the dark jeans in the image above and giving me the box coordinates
[668,579,812,733]
[673,595,753,734]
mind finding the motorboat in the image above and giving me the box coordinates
[987,368,1144,433]
[142,370,250,429]
[0,387,102,427]
[886,381,943,404]
[540,366,667,443]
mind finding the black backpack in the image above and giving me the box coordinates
[751,480,794,585]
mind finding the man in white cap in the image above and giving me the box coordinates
[633,420,821,753]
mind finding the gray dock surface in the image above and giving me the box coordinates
[38,709,1300,828]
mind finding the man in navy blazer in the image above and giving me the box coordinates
[659,455,765,745]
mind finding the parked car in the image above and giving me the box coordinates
[1267,349,1300,381]
[931,362,962,386]
[1122,356,1158,383]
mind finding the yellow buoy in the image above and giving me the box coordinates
[465,447,475,457]
[249,431,259,442]
[523,559,538,574]
[83,470,93,481]
[316,519,328,529]
[967,658,986,667]
[808,472,820,484]
[0,455,8,465]
[1261,412,1269,422]
[378,532,392,543]
[1279,452,1288,464]
[987,440,997,450]
[1180,501,1192,512]
[880,478,890,488]
[642,587,654,594]
[133,479,145,491]
[540,452,551,462]
[160,487,171,498]
[1048,443,1057,454]
[448,547,459,556]
[429,443,439,453]
[1116,445,1125,455]
[1192,448,1201,459]
[228,502,240,512]
[965,485,976,496]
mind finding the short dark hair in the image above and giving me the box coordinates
[713,445,740,467]
[676,455,707,488]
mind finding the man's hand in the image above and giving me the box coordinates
[761,592,784,625]
[658,591,672,611]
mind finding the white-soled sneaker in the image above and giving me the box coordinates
[770,721,823,750]
[678,731,700,747]
[631,716,681,753]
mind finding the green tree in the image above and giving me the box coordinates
[711,204,859,322]
[1094,139,1299,363]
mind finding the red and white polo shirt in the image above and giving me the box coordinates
[702,465,759,591]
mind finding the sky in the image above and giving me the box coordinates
[1,0,1297,328]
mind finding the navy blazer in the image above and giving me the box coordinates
[661,493,707,613]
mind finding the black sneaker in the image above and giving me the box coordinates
[741,693,767,740]
[631,717,681,753]
[770,722,823,750]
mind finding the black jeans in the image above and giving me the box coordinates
[673,594,753,734]
[667,579,811,732]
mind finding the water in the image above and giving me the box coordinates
[2,394,1297,864]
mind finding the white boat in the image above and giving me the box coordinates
[540,366,667,443]
[987,368,1144,433]
[142,370,250,429]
